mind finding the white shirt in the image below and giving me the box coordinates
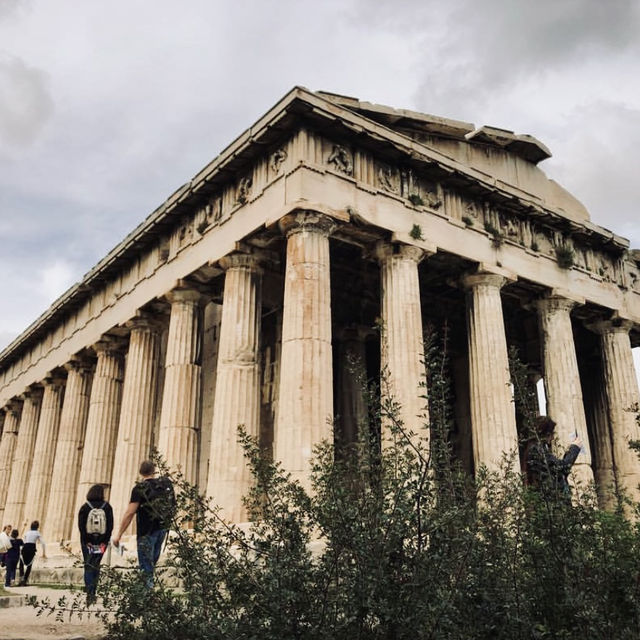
[0,530,10,552]
[23,529,46,553]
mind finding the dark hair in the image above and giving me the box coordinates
[30,520,39,530]
[11,529,18,538]
[535,415,556,438]
[87,484,105,502]
[139,460,155,476]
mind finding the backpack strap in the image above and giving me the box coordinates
[86,501,93,509]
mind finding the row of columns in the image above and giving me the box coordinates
[2,210,640,542]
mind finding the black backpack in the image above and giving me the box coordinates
[144,476,177,529]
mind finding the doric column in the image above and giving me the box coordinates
[44,358,94,542]
[158,285,204,486]
[110,315,161,526]
[274,211,336,488]
[0,400,22,524]
[336,326,369,448]
[207,253,262,521]
[4,388,43,531]
[75,338,125,529]
[594,320,640,501]
[536,293,594,488]
[24,374,65,529]
[462,269,518,473]
[375,242,428,446]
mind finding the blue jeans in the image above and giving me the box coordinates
[137,529,166,588]
[81,545,104,596]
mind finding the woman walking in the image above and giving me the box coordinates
[19,520,46,586]
[78,484,113,602]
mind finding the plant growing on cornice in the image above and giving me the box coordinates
[408,193,424,207]
[410,224,424,241]
[461,215,474,227]
[484,222,503,247]
[555,245,575,269]
[530,240,539,252]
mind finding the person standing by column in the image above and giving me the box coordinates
[0,524,11,567]
[19,520,46,586]
[112,460,175,588]
[4,529,23,587]
[78,484,113,603]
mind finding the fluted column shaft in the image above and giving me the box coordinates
[537,295,593,487]
[208,254,262,521]
[597,321,640,500]
[24,376,65,529]
[275,212,336,488]
[44,360,93,542]
[74,340,124,536]
[158,288,203,485]
[376,242,428,445]
[463,272,518,473]
[110,318,161,526]
[0,402,22,523]
[4,389,43,531]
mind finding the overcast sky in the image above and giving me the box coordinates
[1,0,639,352]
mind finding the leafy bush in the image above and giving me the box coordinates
[33,333,640,639]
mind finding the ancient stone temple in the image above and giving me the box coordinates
[1,88,639,546]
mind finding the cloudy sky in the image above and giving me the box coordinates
[1,0,639,352]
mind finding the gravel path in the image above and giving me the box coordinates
[0,586,105,640]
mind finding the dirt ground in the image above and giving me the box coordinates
[0,586,105,640]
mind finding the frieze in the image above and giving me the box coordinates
[377,162,400,194]
[327,144,354,175]
[236,175,253,205]
[270,148,288,175]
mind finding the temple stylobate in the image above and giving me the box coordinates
[1,87,640,547]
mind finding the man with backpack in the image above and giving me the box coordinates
[78,483,113,602]
[112,460,175,588]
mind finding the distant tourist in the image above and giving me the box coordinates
[524,416,582,498]
[0,524,11,567]
[112,460,175,588]
[19,520,46,586]
[4,530,23,587]
[78,484,114,602]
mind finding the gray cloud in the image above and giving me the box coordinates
[0,0,639,351]
[0,53,53,146]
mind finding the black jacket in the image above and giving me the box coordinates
[78,500,114,546]
[526,441,581,496]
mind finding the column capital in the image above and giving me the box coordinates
[218,251,265,273]
[374,240,426,265]
[278,211,337,238]
[164,278,211,306]
[19,384,44,403]
[4,398,23,419]
[125,311,164,334]
[92,334,127,356]
[64,355,95,375]
[589,317,634,336]
[461,263,516,291]
[535,295,578,315]
[42,371,66,388]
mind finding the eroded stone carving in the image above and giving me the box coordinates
[236,176,253,204]
[270,148,288,174]
[327,145,353,175]
[377,163,400,193]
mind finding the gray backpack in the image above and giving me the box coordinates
[86,502,107,536]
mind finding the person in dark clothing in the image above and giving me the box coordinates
[78,484,114,600]
[525,416,582,498]
[4,530,23,587]
[112,460,175,588]
[18,520,46,586]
